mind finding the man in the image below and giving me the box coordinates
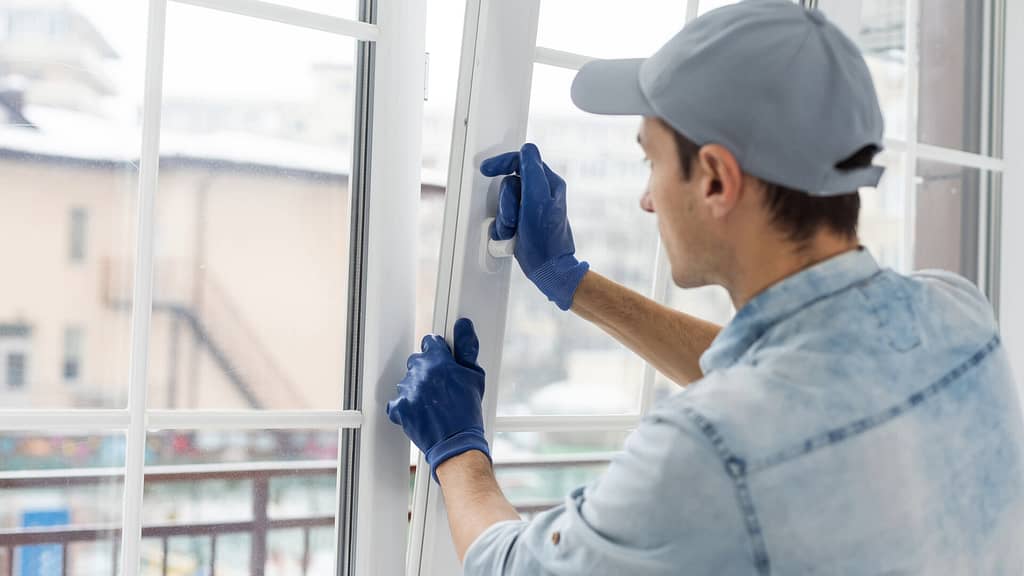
[386,1,1024,573]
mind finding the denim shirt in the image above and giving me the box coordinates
[464,249,1024,575]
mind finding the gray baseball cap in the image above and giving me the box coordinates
[570,0,885,196]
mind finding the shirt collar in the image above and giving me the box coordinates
[699,248,882,374]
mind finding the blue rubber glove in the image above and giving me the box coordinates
[480,143,590,311]
[385,318,490,482]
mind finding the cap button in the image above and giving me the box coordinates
[806,9,827,26]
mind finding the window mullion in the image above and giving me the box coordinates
[903,0,920,273]
[119,0,169,573]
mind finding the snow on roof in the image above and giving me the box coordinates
[0,105,450,189]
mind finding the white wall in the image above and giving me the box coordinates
[1001,1,1023,373]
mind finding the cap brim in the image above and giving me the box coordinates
[570,58,656,116]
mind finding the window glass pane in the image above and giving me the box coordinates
[496,64,657,417]
[496,463,607,518]
[916,0,987,154]
[667,285,734,327]
[147,4,355,409]
[913,160,984,280]
[0,1,144,408]
[857,0,907,139]
[536,0,686,58]
[492,430,629,459]
[142,429,338,576]
[419,0,468,337]
[698,0,740,16]
[0,432,125,576]
[859,150,907,271]
[69,207,88,263]
[492,431,623,517]
[63,326,85,384]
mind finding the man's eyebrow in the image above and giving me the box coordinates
[636,133,643,146]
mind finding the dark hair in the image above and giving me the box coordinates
[671,130,877,245]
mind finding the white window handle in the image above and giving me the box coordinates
[482,217,516,263]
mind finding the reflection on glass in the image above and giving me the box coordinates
[857,0,907,138]
[142,429,338,576]
[497,64,658,416]
[0,0,146,408]
[144,4,356,409]
[914,160,983,279]
[0,432,124,575]
[537,0,686,58]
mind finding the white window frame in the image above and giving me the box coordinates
[0,0,422,574]
[1001,0,1022,386]
[409,0,1009,573]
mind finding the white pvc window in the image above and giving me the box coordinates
[0,0,421,573]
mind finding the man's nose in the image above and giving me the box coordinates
[640,189,655,213]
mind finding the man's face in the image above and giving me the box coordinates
[637,117,720,288]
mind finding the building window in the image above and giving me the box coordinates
[70,207,87,263]
[6,352,25,388]
[63,326,83,383]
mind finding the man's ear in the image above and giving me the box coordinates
[697,144,742,219]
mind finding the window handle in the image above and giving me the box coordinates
[480,218,516,273]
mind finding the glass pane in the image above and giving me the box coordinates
[667,285,734,327]
[142,429,338,576]
[914,160,983,280]
[916,0,987,154]
[492,430,630,459]
[149,3,355,409]
[0,1,146,408]
[496,64,657,417]
[419,0,468,338]
[860,150,907,271]
[0,432,124,575]
[857,0,907,138]
[697,0,740,16]
[266,526,335,575]
[492,431,622,517]
[496,463,607,518]
[536,0,686,58]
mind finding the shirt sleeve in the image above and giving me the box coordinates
[463,408,753,575]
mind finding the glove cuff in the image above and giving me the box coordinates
[426,428,491,483]
[529,256,590,311]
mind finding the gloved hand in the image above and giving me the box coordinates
[386,318,490,482]
[480,143,590,311]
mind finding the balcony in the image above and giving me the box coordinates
[0,457,606,575]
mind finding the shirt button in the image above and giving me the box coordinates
[725,456,746,478]
[551,531,561,545]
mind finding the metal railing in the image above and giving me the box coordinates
[0,461,336,576]
[0,456,612,575]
